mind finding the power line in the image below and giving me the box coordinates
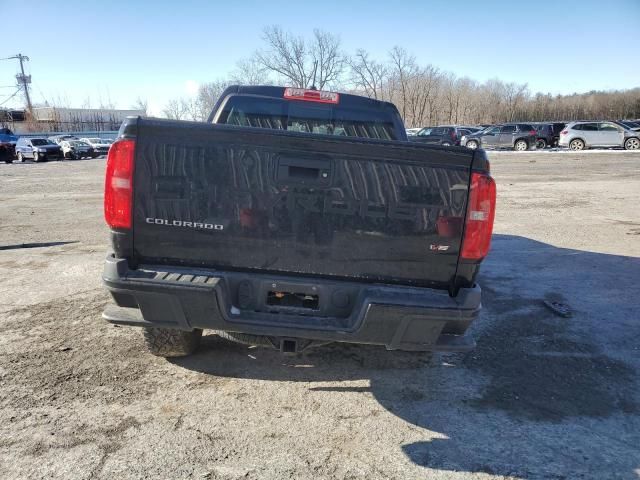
[0,89,21,107]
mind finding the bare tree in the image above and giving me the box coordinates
[388,46,417,122]
[310,29,344,89]
[133,97,149,115]
[163,99,189,120]
[231,58,270,85]
[254,25,344,89]
[195,80,232,120]
[503,82,529,121]
[348,49,388,100]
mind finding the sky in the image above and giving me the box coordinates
[1,0,638,115]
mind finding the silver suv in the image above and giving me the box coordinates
[559,121,640,150]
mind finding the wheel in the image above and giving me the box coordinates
[536,139,547,149]
[441,142,451,147]
[17,152,24,162]
[624,137,640,150]
[569,139,585,150]
[33,152,39,162]
[514,140,528,151]
[466,140,479,150]
[142,327,203,357]
[4,158,13,164]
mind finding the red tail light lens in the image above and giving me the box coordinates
[104,139,135,229]
[283,87,339,104]
[529,130,536,136]
[561,130,568,135]
[460,172,497,260]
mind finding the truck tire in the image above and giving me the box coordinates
[536,138,547,149]
[17,152,24,162]
[142,327,202,357]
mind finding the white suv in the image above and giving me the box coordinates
[559,121,640,150]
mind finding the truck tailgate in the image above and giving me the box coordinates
[131,118,474,288]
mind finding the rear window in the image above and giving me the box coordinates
[31,139,51,146]
[217,95,397,140]
[517,124,534,131]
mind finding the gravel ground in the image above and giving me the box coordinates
[0,151,639,480]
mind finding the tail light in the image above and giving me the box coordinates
[561,130,568,135]
[104,139,135,229]
[460,172,497,260]
[529,130,537,136]
[451,130,457,140]
[283,87,339,104]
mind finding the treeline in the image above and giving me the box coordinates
[161,26,640,126]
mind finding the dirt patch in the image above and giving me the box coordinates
[0,292,153,409]
[464,283,639,421]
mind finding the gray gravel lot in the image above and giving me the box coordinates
[1,151,639,479]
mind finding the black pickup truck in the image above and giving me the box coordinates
[102,85,496,357]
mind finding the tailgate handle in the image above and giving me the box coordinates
[288,165,322,180]
[277,156,331,185]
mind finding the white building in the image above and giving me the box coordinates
[2,107,145,134]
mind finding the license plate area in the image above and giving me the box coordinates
[267,290,319,310]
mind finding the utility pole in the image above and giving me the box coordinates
[7,54,33,114]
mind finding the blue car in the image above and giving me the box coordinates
[14,137,63,162]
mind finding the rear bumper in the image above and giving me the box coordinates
[102,254,481,352]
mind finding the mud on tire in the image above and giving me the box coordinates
[142,327,203,357]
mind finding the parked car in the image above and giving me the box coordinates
[405,128,422,136]
[48,134,78,145]
[534,123,554,149]
[80,137,112,157]
[409,125,469,146]
[0,132,18,164]
[102,85,496,358]
[461,123,537,151]
[613,120,640,132]
[15,137,63,162]
[534,122,566,148]
[60,140,94,159]
[559,121,640,150]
